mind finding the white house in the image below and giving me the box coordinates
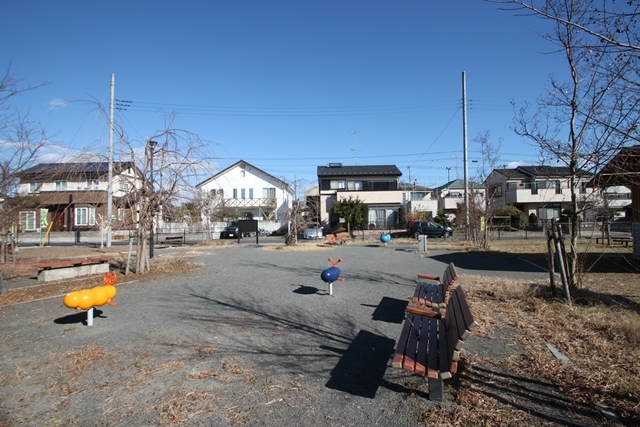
[436,179,485,224]
[400,181,439,220]
[485,166,596,222]
[195,160,294,230]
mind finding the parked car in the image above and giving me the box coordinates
[220,220,258,238]
[220,221,240,239]
[407,221,448,238]
[303,222,323,240]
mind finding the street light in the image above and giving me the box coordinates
[147,140,158,259]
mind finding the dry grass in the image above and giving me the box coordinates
[0,254,201,306]
[430,272,640,425]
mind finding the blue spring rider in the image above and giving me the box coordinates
[321,257,344,296]
[380,232,391,246]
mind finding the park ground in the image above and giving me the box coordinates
[0,236,639,426]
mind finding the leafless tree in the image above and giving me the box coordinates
[492,0,640,292]
[126,123,213,273]
[473,130,504,249]
[0,66,49,261]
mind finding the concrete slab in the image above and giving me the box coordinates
[37,262,109,282]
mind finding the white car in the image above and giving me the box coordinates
[303,222,323,239]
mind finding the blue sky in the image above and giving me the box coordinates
[3,1,566,192]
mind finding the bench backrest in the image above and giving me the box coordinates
[442,285,478,377]
[441,263,459,303]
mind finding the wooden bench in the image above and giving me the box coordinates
[325,234,338,244]
[409,262,459,313]
[393,285,478,400]
[613,237,632,247]
[164,235,184,246]
[325,232,349,245]
[37,257,111,282]
[589,236,632,247]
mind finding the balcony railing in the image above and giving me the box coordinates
[223,198,277,208]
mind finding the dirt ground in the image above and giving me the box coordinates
[1,238,639,426]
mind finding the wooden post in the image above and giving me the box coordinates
[553,224,572,305]
[545,227,557,296]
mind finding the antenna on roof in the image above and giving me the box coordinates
[349,130,360,165]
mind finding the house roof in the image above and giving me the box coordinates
[317,164,402,177]
[494,165,591,179]
[398,181,433,191]
[435,179,483,191]
[592,145,640,186]
[196,160,294,194]
[19,162,138,178]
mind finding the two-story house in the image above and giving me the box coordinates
[485,166,595,222]
[400,181,439,220]
[195,160,294,228]
[17,162,143,233]
[435,179,485,224]
[317,163,403,230]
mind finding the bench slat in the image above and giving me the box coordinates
[392,315,414,368]
[426,318,439,379]
[439,321,453,380]
[415,316,432,376]
[402,315,420,372]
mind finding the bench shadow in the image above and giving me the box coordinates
[362,296,407,324]
[325,330,395,398]
[54,309,104,325]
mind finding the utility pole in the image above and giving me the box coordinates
[107,74,115,247]
[462,71,469,240]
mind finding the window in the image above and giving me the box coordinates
[233,188,238,199]
[347,180,363,190]
[249,188,253,199]
[75,207,96,226]
[55,181,67,191]
[330,180,346,190]
[217,189,224,197]
[240,170,245,178]
[28,182,42,193]
[241,188,246,199]
[118,181,130,191]
[555,180,562,194]
[263,188,276,198]
[506,182,517,191]
[19,211,37,231]
[87,179,99,190]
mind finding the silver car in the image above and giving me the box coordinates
[303,222,323,239]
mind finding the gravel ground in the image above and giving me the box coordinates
[0,242,607,426]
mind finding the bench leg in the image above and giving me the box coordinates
[428,377,443,401]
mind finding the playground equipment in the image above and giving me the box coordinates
[63,272,117,326]
[380,232,391,246]
[320,257,344,296]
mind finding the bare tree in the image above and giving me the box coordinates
[494,0,640,292]
[0,66,49,261]
[123,122,213,273]
[473,130,504,249]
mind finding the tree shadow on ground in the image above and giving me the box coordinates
[457,363,615,426]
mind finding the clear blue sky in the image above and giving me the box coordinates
[3,0,565,191]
